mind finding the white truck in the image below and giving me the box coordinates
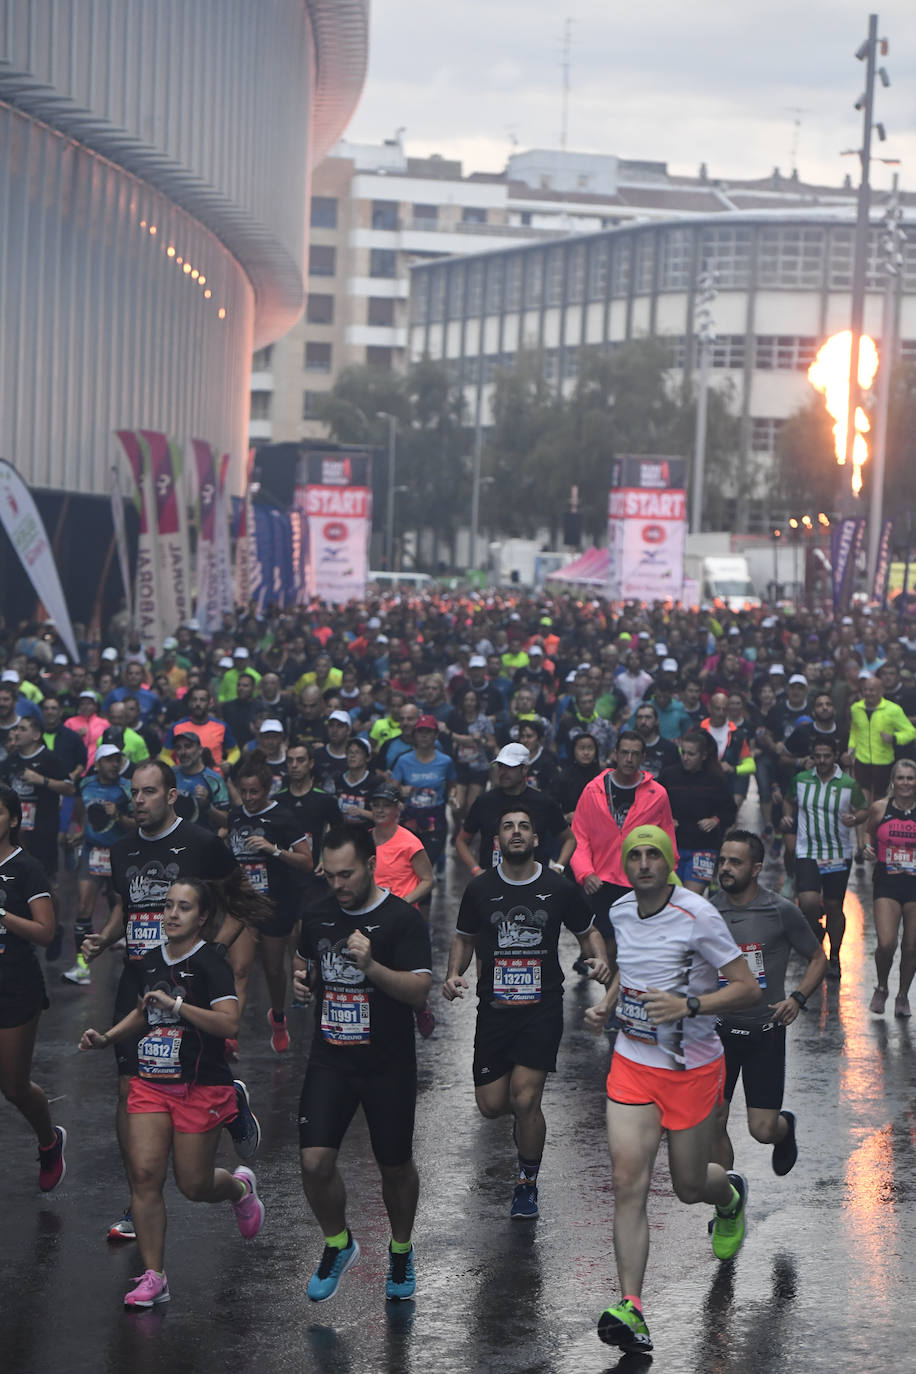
[683,543,761,611]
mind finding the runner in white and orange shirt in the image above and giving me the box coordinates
[584,824,760,1355]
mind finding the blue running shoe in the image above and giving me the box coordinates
[386,1244,416,1301]
[307,1233,360,1302]
[510,1181,539,1219]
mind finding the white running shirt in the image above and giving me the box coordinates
[609,886,742,1071]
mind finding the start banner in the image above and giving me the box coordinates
[295,451,372,605]
[607,456,686,603]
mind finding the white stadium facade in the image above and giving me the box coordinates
[407,208,916,532]
[0,0,367,617]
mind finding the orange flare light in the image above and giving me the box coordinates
[808,330,879,496]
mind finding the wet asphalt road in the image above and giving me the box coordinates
[4,839,916,1374]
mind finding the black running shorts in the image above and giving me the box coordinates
[297,1058,417,1167]
[795,857,851,902]
[719,1021,786,1110]
[873,863,916,906]
[472,999,564,1087]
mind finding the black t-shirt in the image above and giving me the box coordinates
[313,747,350,794]
[331,770,376,825]
[525,749,559,793]
[226,802,309,913]
[109,818,237,964]
[129,940,236,1086]
[658,763,736,852]
[463,785,569,869]
[1,746,66,865]
[0,847,53,972]
[608,778,638,830]
[456,863,593,1008]
[42,724,87,777]
[640,736,681,780]
[783,720,847,761]
[274,786,341,882]
[298,889,432,1070]
[765,702,810,743]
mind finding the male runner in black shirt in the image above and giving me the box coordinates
[456,743,574,876]
[294,822,431,1304]
[445,803,607,1218]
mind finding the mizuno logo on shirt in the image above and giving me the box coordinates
[366,924,380,931]
[170,847,186,854]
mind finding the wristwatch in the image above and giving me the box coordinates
[685,995,702,1018]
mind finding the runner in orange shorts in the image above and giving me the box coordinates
[584,825,760,1354]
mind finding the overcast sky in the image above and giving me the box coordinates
[347,1,915,191]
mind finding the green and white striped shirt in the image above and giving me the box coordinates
[793,766,865,861]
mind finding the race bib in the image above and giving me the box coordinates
[817,859,848,875]
[20,801,36,831]
[719,942,766,988]
[137,1026,183,1080]
[886,847,916,875]
[126,912,164,962]
[88,846,111,877]
[321,989,371,1045]
[492,956,542,1004]
[691,850,717,881]
[246,861,269,893]
[617,986,658,1043]
[410,787,438,810]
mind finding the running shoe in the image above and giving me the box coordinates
[711,1171,748,1261]
[386,1244,416,1301]
[62,954,91,986]
[267,1008,290,1054]
[124,1270,170,1308]
[307,1233,360,1302]
[895,994,911,1019]
[37,1126,67,1192]
[772,1110,798,1176]
[415,1001,436,1038]
[108,1207,137,1242]
[597,1299,653,1352]
[869,986,889,1015]
[225,1080,261,1160]
[510,1181,539,1219]
[231,1167,264,1239]
[827,954,841,981]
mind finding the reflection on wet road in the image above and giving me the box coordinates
[3,851,915,1374]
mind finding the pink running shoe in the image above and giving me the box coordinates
[38,1126,67,1192]
[267,1009,290,1053]
[232,1166,265,1239]
[124,1269,170,1308]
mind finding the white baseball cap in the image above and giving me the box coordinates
[1,669,19,683]
[95,743,122,760]
[327,710,351,726]
[788,674,808,686]
[661,658,679,673]
[101,647,119,661]
[469,655,487,668]
[259,718,285,734]
[233,647,250,659]
[769,664,786,676]
[218,656,233,669]
[496,743,530,767]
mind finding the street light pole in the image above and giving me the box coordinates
[382,412,396,571]
[842,13,880,507]
[867,171,902,590]
[690,268,716,535]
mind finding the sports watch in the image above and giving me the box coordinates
[685,995,702,1018]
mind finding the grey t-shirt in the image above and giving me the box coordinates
[710,884,820,1028]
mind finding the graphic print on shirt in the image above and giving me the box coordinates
[125,858,181,960]
[316,934,370,1044]
[491,901,548,1003]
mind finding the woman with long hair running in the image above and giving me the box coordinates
[659,729,736,894]
[80,878,265,1308]
[0,784,66,1191]
[864,759,916,1018]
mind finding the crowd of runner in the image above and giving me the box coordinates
[3,592,916,1347]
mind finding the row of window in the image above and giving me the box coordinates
[309,244,401,280]
[667,334,820,371]
[310,195,492,232]
[412,223,916,322]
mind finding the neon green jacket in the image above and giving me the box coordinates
[849,697,916,765]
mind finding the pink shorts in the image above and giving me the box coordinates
[127,1078,237,1134]
[607,1053,725,1131]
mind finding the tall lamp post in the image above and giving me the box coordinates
[377,411,397,571]
[690,268,717,534]
[867,172,904,589]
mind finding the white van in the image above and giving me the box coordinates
[367,570,434,591]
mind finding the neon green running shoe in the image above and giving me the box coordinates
[597,1298,653,1351]
[711,1171,748,1260]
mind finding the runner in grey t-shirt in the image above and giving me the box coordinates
[709,830,827,1178]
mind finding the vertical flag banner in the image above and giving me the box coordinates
[214,454,235,621]
[109,464,133,628]
[295,451,372,605]
[169,438,192,625]
[234,448,256,609]
[873,518,894,608]
[191,439,219,634]
[139,430,190,636]
[830,517,864,613]
[115,429,162,646]
[607,456,686,603]
[0,459,79,662]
